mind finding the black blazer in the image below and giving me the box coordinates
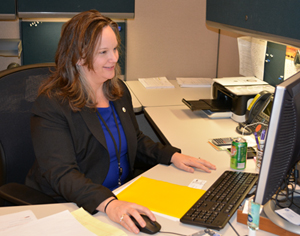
[26,80,180,214]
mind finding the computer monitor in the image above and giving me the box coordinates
[254,71,300,233]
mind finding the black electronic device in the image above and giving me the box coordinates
[236,91,273,135]
[211,137,233,146]
[254,71,300,234]
[130,215,161,235]
[180,171,258,230]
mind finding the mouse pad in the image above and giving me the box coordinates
[117,176,205,219]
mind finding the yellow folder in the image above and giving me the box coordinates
[117,176,205,219]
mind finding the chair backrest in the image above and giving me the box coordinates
[0,63,55,187]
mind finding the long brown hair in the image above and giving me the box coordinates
[39,10,123,111]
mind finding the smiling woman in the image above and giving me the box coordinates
[25,10,216,235]
[37,10,123,111]
[78,25,120,108]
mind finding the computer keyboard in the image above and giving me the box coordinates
[180,170,258,230]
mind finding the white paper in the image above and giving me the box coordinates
[224,85,275,96]
[250,38,268,81]
[2,210,96,236]
[0,210,37,232]
[238,37,253,77]
[284,46,300,80]
[284,58,300,80]
[242,198,263,214]
[275,208,300,225]
[188,179,207,189]
[176,77,212,87]
[138,77,174,89]
[237,36,267,81]
[242,136,257,148]
[213,77,267,86]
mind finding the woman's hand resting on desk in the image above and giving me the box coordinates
[171,152,216,173]
[98,197,156,234]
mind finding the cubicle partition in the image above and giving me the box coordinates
[21,21,127,77]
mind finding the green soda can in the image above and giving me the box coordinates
[230,137,247,170]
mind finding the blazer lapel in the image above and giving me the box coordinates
[79,107,108,150]
[79,98,136,170]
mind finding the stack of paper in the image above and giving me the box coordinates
[0,208,127,236]
[117,176,205,219]
[138,77,175,89]
[213,77,267,86]
[225,85,275,96]
[237,36,267,81]
[176,77,212,87]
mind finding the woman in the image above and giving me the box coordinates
[26,10,216,234]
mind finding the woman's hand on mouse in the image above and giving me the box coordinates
[171,152,216,173]
[98,198,156,234]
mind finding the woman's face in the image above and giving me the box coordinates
[80,26,119,89]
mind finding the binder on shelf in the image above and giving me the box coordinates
[0,39,22,58]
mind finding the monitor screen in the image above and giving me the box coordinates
[255,71,300,206]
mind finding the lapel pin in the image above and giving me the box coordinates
[122,107,126,112]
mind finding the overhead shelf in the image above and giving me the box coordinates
[0,0,16,20]
[17,0,135,19]
[206,0,300,48]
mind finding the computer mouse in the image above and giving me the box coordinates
[130,215,161,234]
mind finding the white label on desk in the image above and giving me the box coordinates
[188,179,206,189]
[0,210,37,232]
[275,208,300,225]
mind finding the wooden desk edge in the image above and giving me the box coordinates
[237,208,298,236]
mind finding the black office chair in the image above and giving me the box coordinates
[0,63,57,206]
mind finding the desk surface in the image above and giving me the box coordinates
[143,105,275,236]
[144,105,257,189]
[126,80,211,107]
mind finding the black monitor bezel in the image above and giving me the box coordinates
[255,71,300,205]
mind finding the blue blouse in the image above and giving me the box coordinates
[97,102,129,190]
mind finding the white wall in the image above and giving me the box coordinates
[218,30,242,78]
[126,0,222,80]
[0,0,241,78]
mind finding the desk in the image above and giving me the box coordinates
[0,87,276,236]
[125,81,143,113]
[126,80,211,107]
[142,106,275,236]
[0,107,275,236]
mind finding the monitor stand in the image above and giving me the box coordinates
[264,197,300,234]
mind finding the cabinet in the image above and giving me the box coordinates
[206,0,300,47]
[0,39,22,58]
[18,0,135,19]
[0,0,16,20]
